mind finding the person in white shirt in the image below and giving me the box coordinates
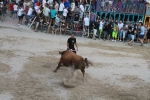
[47,0,53,8]
[13,3,18,19]
[18,5,24,26]
[59,2,64,16]
[63,7,68,20]
[43,4,50,23]
[99,19,104,39]
[22,0,27,21]
[16,0,20,4]
[27,5,33,27]
[83,15,89,36]
[71,1,75,12]
[79,3,84,21]
[34,5,41,14]
[42,0,46,7]
[118,21,123,41]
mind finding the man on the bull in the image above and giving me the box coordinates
[67,33,78,54]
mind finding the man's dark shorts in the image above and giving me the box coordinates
[139,35,144,39]
[18,16,22,20]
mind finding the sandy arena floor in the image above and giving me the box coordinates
[0,18,150,100]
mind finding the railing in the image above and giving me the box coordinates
[96,0,146,15]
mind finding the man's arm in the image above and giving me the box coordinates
[67,39,69,49]
[67,42,69,49]
[75,43,78,51]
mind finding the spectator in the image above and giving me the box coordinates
[27,5,33,27]
[112,22,118,42]
[83,15,89,36]
[17,5,24,26]
[43,3,50,23]
[58,2,64,16]
[79,2,84,21]
[107,19,114,40]
[66,7,72,28]
[50,7,57,26]
[90,11,95,22]
[61,20,67,35]
[63,6,68,20]
[96,15,100,22]
[138,22,145,46]
[103,22,109,40]
[71,1,75,12]
[127,23,132,41]
[36,0,41,6]
[54,14,60,35]
[9,2,14,18]
[34,12,43,32]
[16,0,20,4]
[121,24,128,42]
[74,0,79,7]
[1,4,7,22]
[84,0,90,4]
[91,0,96,11]
[128,28,135,46]
[101,0,105,10]
[42,0,47,7]
[22,0,27,21]
[73,10,79,26]
[14,3,18,19]
[33,0,38,6]
[47,0,53,8]
[92,20,99,40]
[118,21,123,41]
[99,19,104,39]
[54,1,59,13]
[64,0,70,9]
[34,4,41,14]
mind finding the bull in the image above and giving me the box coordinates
[53,50,89,81]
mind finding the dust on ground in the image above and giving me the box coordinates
[0,24,150,100]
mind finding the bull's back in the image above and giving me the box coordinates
[61,51,84,68]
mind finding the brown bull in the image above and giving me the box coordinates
[54,50,89,80]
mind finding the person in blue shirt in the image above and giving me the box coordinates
[64,0,70,9]
[138,22,145,46]
[50,7,57,26]
[54,14,60,34]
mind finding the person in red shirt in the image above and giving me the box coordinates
[9,2,14,18]
[36,0,41,6]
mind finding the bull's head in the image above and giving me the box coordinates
[84,58,93,67]
[84,58,89,67]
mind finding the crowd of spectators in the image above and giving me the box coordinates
[0,0,150,45]
[97,0,147,14]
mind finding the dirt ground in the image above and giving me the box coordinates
[0,21,150,100]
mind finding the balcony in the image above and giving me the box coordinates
[96,0,146,15]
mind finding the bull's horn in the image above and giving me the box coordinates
[59,51,62,54]
[85,58,87,61]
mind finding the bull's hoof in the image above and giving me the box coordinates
[53,70,57,73]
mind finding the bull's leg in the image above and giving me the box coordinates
[53,61,62,72]
[71,71,76,82]
[81,69,85,81]
[70,64,76,82]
